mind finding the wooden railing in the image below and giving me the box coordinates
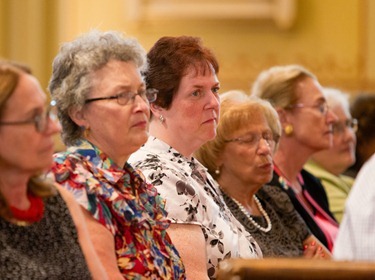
[217,258,375,280]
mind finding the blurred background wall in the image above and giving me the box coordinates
[1,0,374,94]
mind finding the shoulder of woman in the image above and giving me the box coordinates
[54,183,79,209]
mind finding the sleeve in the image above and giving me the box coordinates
[132,154,203,226]
[334,155,375,261]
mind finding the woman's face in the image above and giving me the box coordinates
[219,113,275,188]
[76,60,150,162]
[159,66,220,154]
[0,73,61,174]
[286,77,337,152]
[312,104,356,174]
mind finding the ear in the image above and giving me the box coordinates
[276,107,290,125]
[150,103,166,118]
[68,106,89,128]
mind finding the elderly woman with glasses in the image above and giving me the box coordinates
[251,65,339,252]
[47,30,185,279]
[304,88,357,223]
[0,61,107,279]
[196,92,331,259]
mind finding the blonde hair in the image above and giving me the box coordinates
[195,93,281,179]
[251,64,316,108]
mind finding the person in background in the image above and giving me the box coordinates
[129,36,261,280]
[48,30,185,279]
[334,153,375,260]
[196,92,330,259]
[251,65,339,252]
[0,61,107,279]
[345,93,375,178]
[304,88,357,223]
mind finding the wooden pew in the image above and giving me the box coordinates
[217,258,375,280]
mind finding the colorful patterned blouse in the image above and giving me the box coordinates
[129,136,262,279]
[49,140,186,280]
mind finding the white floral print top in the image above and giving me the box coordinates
[129,136,262,279]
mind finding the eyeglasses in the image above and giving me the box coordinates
[332,118,358,134]
[0,101,57,133]
[225,132,277,147]
[286,102,329,115]
[85,88,158,106]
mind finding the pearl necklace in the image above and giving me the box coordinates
[231,195,272,233]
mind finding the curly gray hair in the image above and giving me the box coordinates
[49,30,147,146]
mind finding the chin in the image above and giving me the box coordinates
[133,135,148,149]
[205,130,217,141]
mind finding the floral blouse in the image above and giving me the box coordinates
[48,140,186,280]
[129,137,262,279]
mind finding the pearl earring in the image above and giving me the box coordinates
[215,168,220,175]
[159,115,165,123]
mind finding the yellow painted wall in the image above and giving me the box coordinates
[0,0,374,94]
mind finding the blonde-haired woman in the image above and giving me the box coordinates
[252,65,339,251]
[196,93,330,259]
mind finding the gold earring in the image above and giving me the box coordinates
[284,124,293,136]
[83,127,90,138]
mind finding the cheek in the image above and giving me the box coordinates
[1,132,49,167]
[225,148,254,167]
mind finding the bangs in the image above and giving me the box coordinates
[187,59,217,77]
[219,102,264,137]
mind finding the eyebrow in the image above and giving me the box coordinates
[190,82,220,89]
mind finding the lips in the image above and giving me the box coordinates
[132,119,148,128]
[202,117,217,124]
[202,109,218,124]
[41,142,55,154]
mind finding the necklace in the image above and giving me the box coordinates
[231,195,272,233]
[273,163,304,193]
[9,192,44,224]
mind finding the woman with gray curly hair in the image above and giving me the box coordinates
[48,30,186,279]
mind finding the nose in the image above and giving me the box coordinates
[46,116,62,135]
[257,138,272,155]
[205,90,220,111]
[343,125,357,143]
[134,94,151,113]
[326,108,338,124]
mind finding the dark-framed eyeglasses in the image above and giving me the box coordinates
[224,132,278,148]
[0,101,57,133]
[332,118,358,134]
[286,102,329,115]
[84,88,158,106]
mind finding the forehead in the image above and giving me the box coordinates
[332,104,351,119]
[231,112,271,135]
[3,73,46,113]
[91,60,143,89]
[295,77,325,104]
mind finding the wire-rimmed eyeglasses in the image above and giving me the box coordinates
[332,118,358,134]
[224,132,278,147]
[286,102,329,115]
[85,88,158,106]
[0,100,57,133]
